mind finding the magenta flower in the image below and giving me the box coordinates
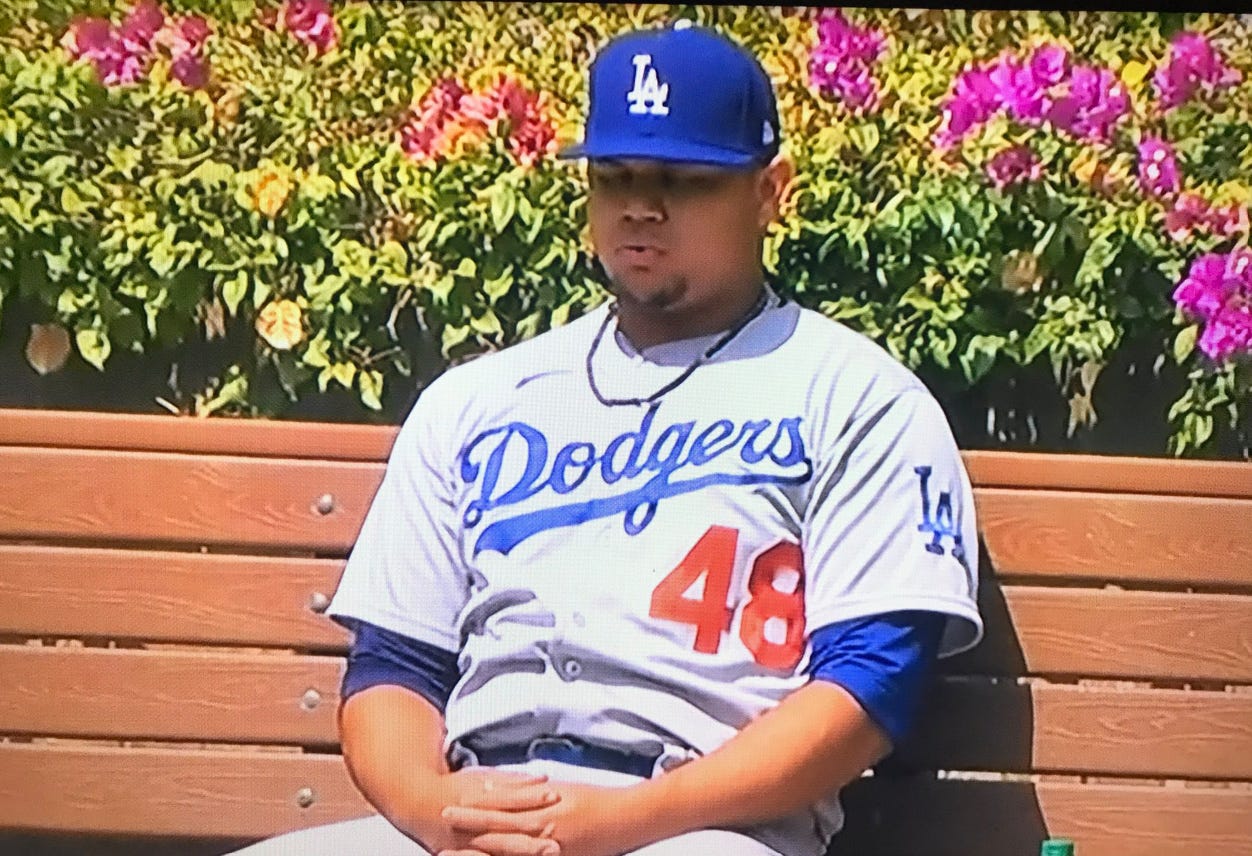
[986,144,1043,189]
[932,44,1126,150]
[1208,202,1250,238]
[1154,31,1242,111]
[118,0,163,53]
[171,51,209,89]
[1173,250,1252,361]
[284,0,338,55]
[1164,192,1212,241]
[809,9,886,114]
[1137,137,1180,197]
[992,55,1048,123]
[1028,43,1069,87]
[61,15,148,86]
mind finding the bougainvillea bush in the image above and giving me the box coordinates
[0,2,1248,457]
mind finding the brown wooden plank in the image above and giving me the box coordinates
[7,646,1249,781]
[976,488,1252,586]
[0,447,384,551]
[897,681,1252,780]
[0,408,397,462]
[831,776,1252,856]
[952,586,1252,683]
[0,545,351,650]
[0,743,371,838]
[3,546,1250,681]
[0,647,343,745]
[963,450,1252,499]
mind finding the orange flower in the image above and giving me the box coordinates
[253,169,293,217]
[256,299,304,349]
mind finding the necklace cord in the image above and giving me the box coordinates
[585,287,774,408]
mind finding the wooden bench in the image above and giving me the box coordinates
[1,407,1249,856]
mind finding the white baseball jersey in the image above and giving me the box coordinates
[327,287,982,854]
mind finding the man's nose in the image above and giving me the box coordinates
[622,193,665,223]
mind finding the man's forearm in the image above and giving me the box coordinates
[635,681,891,838]
[338,684,451,836]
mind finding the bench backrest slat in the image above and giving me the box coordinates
[0,545,349,650]
[0,447,382,552]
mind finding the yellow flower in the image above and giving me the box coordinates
[256,299,304,350]
[253,169,293,217]
[1120,60,1150,89]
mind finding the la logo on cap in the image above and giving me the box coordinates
[627,54,669,116]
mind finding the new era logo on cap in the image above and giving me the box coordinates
[559,22,782,168]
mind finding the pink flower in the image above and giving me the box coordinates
[171,50,208,89]
[1208,202,1250,238]
[986,144,1043,189]
[399,76,554,168]
[1164,192,1211,241]
[1028,43,1069,87]
[809,9,885,114]
[284,0,338,55]
[118,0,163,53]
[156,14,211,60]
[1154,31,1242,110]
[1173,250,1252,361]
[1137,137,1180,197]
[62,16,116,61]
[992,54,1051,123]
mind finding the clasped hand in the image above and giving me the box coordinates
[425,767,640,856]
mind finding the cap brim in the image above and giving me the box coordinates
[557,136,761,167]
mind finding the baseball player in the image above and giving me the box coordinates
[231,21,981,856]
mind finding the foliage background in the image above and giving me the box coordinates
[0,1,1248,458]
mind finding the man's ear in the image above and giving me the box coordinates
[758,156,795,228]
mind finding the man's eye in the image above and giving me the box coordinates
[594,171,630,189]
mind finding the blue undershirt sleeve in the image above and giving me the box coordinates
[335,617,460,714]
[805,610,947,747]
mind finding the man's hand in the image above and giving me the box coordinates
[437,780,657,856]
[408,767,565,856]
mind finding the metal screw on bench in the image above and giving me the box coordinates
[308,591,331,613]
[295,787,316,809]
[301,688,321,711]
[314,493,336,515]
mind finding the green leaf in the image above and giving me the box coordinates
[222,271,248,316]
[454,257,477,278]
[75,327,111,371]
[441,323,471,353]
[60,186,89,215]
[359,368,384,410]
[1173,324,1198,365]
[469,309,502,336]
[490,184,517,234]
[482,270,513,303]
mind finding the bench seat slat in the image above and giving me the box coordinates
[0,447,382,552]
[4,645,1252,780]
[832,775,1252,856]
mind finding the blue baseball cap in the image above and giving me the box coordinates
[558,21,781,168]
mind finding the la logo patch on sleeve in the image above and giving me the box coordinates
[914,465,966,565]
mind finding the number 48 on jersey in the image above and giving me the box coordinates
[649,525,806,670]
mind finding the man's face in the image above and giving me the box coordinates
[585,158,788,320]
